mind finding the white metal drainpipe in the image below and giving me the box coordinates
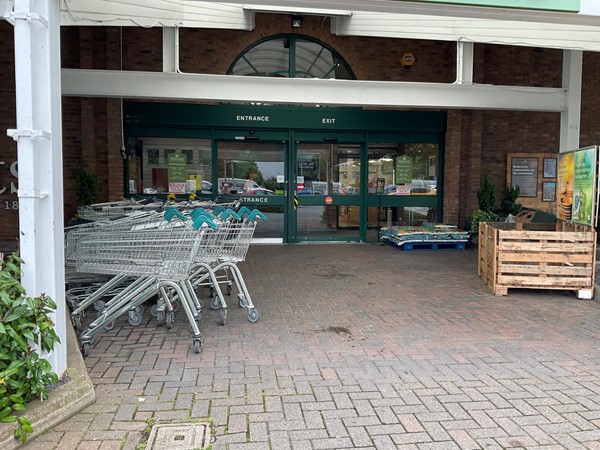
[6,0,67,376]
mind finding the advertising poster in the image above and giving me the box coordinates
[168,152,187,194]
[556,152,574,220]
[395,155,413,185]
[572,146,597,226]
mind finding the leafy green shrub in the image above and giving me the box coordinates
[0,253,60,443]
[469,209,501,236]
[76,170,99,206]
[499,186,522,217]
[477,175,496,212]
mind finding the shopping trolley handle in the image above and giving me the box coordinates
[219,209,242,221]
[237,206,253,217]
[193,216,219,230]
[190,208,215,220]
[164,207,187,222]
[248,210,268,221]
[213,205,226,215]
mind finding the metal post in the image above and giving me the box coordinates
[7,0,66,375]
[560,49,582,153]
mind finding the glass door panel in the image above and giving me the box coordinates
[217,140,286,240]
[296,143,361,240]
[366,142,440,241]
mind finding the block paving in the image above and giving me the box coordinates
[22,243,600,449]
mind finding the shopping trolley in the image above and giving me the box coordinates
[185,206,266,325]
[75,211,218,356]
[76,199,153,221]
[66,210,169,322]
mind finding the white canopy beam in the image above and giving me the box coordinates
[8,0,66,375]
[61,69,566,112]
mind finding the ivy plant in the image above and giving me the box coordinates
[0,253,60,443]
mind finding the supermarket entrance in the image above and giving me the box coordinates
[124,103,446,243]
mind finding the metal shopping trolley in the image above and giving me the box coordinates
[186,206,266,325]
[75,211,218,356]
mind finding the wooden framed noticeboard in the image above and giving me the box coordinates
[507,153,558,211]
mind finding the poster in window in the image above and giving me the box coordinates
[542,181,556,202]
[511,157,538,197]
[543,157,557,178]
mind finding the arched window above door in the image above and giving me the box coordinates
[227,35,355,80]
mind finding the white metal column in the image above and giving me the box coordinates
[6,0,66,375]
[560,49,583,153]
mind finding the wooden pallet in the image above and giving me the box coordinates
[478,221,596,297]
[389,240,467,251]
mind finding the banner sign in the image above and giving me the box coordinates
[398,0,580,12]
[572,146,597,226]
[556,146,598,225]
[557,152,574,220]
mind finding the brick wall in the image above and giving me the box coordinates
[2,14,600,244]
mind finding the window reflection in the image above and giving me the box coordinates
[367,143,438,196]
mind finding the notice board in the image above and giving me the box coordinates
[507,153,558,212]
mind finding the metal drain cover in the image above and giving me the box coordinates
[146,422,211,449]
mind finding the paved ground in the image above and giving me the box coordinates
[23,243,600,449]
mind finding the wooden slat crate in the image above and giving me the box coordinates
[478,221,596,298]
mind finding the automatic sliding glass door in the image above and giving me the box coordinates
[217,140,287,241]
[295,143,363,241]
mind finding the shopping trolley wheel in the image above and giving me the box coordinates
[134,305,145,316]
[166,312,174,329]
[210,296,221,310]
[150,304,158,317]
[128,311,143,327]
[156,310,165,326]
[248,308,259,323]
[193,339,202,354]
[93,299,106,312]
[219,308,228,326]
[104,321,115,331]
[81,342,90,357]
[238,294,248,308]
[72,315,82,330]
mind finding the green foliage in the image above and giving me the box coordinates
[499,186,522,216]
[0,253,60,443]
[477,175,496,212]
[76,170,99,206]
[469,209,501,236]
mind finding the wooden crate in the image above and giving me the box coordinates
[478,221,596,298]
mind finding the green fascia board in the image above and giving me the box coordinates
[124,102,447,134]
[393,0,579,12]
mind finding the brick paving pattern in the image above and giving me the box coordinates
[23,244,600,449]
